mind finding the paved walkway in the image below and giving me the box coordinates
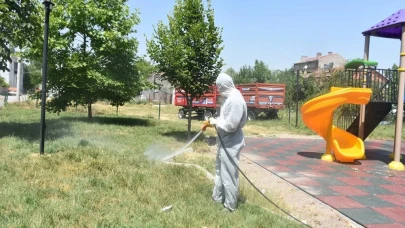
[243,137,405,228]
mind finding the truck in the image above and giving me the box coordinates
[174,83,286,121]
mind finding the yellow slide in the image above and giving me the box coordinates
[301,87,372,163]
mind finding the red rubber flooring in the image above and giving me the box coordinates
[242,137,405,228]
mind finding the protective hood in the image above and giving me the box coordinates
[216,73,235,98]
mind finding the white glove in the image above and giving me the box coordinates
[209,117,218,126]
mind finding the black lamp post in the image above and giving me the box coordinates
[39,0,54,155]
[153,74,162,120]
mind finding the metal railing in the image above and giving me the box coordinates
[334,104,359,130]
[334,68,398,129]
[340,68,398,103]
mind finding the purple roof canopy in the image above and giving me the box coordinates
[362,9,405,39]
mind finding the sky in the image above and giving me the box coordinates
[128,0,404,71]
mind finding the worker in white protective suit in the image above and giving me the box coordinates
[201,72,247,212]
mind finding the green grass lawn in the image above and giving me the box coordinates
[120,102,401,140]
[0,102,303,227]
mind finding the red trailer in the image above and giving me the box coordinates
[239,83,286,120]
[174,86,219,120]
[174,83,286,121]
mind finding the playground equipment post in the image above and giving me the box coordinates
[359,35,370,139]
[392,25,405,167]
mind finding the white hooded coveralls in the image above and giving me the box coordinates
[212,73,247,211]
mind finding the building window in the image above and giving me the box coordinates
[14,62,18,74]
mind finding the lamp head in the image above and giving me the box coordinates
[42,0,55,10]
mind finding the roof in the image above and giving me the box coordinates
[294,53,340,64]
[362,9,405,39]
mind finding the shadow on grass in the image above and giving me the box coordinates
[254,113,280,121]
[238,194,248,205]
[0,119,71,141]
[180,115,205,121]
[61,116,153,127]
[161,130,205,142]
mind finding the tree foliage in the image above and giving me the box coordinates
[0,76,8,87]
[231,60,272,84]
[224,67,237,79]
[23,59,42,92]
[27,0,142,118]
[228,59,347,108]
[136,57,157,90]
[234,65,253,84]
[0,0,42,71]
[146,0,224,138]
[252,60,271,83]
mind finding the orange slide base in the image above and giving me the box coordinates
[301,87,372,163]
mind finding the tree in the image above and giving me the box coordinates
[0,0,42,72]
[231,60,272,84]
[300,75,321,101]
[23,59,42,92]
[146,0,224,139]
[235,65,253,84]
[252,60,271,83]
[274,69,296,107]
[27,0,141,118]
[136,57,157,90]
[225,67,237,78]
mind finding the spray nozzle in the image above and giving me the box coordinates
[201,120,213,131]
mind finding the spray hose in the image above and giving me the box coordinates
[214,126,310,227]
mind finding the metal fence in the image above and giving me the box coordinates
[340,68,398,103]
[334,68,398,129]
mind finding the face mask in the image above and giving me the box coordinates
[217,84,233,98]
[216,96,225,108]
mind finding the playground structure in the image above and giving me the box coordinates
[175,83,285,121]
[302,9,405,171]
[301,87,372,163]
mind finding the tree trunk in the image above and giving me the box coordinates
[88,102,92,118]
[187,99,192,140]
[116,105,118,116]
